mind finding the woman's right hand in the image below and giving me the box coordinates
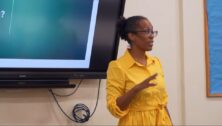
[135,73,158,91]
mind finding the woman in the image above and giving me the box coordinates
[106,16,173,126]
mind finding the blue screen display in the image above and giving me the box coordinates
[0,0,99,68]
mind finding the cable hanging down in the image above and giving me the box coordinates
[49,79,101,123]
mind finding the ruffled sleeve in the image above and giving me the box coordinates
[106,61,129,118]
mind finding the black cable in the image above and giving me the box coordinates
[49,88,76,122]
[89,79,101,117]
[49,79,101,123]
[53,79,83,97]
[72,103,90,123]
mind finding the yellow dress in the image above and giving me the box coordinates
[106,50,172,126]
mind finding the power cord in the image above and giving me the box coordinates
[49,79,101,123]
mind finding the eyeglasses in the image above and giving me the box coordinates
[133,29,158,37]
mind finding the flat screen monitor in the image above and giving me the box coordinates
[0,0,125,88]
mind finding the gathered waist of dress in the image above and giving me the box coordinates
[129,104,166,111]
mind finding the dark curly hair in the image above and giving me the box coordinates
[117,16,147,44]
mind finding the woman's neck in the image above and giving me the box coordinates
[128,49,147,66]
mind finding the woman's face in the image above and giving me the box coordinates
[130,19,155,51]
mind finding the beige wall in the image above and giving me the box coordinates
[182,0,222,125]
[0,0,221,125]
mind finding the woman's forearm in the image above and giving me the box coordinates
[116,73,157,111]
[116,85,140,111]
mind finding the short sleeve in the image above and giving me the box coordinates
[106,61,129,118]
